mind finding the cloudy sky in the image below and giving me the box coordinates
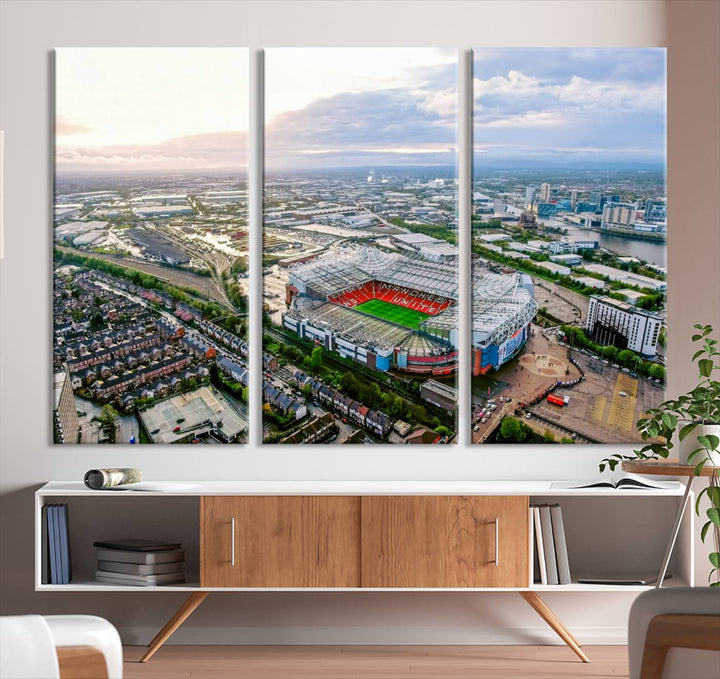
[264,48,458,170]
[56,49,248,172]
[473,48,666,165]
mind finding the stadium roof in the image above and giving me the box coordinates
[288,246,458,299]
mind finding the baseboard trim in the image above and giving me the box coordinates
[119,625,628,647]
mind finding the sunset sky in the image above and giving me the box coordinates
[264,48,458,170]
[55,48,248,172]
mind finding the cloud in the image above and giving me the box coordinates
[56,131,247,170]
[471,50,666,162]
[56,116,96,136]
[265,88,457,168]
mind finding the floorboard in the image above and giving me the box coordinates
[123,645,629,678]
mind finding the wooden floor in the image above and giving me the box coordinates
[123,645,630,678]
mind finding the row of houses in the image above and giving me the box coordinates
[262,382,307,421]
[216,356,249,387]
[279,413,335,444]
[70,343,180,386]
[292,370,393,438]
[118,365,209,411]
[65,334,169,373]
[90,353,194,401]
[200,319,248,357]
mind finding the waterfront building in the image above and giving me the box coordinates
[539,183,551,202]
[601,202,637,229]
[586,295,662,357]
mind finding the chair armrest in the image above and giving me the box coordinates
[640,614,720,679]
[57,647,108,679]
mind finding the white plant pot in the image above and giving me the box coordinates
[678,423,720,466]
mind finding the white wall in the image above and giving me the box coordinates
[1,0,718,646]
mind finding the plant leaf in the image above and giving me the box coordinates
[699,359,713,377]
[701,521,711,542]
[710,551,720,568]
[708,508,720,528]
[679,422,699,441]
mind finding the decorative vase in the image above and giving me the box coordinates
[678,423,720,466]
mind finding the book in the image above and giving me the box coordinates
[550,504,571,585]
[41,504,49,585]
[94,548,184,565]
[577,574,666,586]
[93,538,182,552]
[539,505,559,585]
[50,505,61,585]
[58,504,72,584]
[94,570,185,586]
[532,506,547,585]
[97,560,184,576]
[550,473,677,491]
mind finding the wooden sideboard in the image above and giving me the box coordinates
[35,481,693,664]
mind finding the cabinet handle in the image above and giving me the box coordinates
[494,517,499,567]
[231,517,235,567]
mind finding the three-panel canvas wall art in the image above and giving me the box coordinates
[53,48,667,446]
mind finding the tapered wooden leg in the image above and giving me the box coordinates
[140,592,210,663]
[518,591,590,663]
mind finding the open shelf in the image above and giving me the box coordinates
[36,482,692,592]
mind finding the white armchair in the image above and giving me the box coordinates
[628,587,720,679]
[0,615,122,679]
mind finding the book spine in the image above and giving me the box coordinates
[41,505,49,585]
[550,504,572,585]
[539,505,559,586]
[58,504,71,585]
[532,506,547,585]
[50,505,60,585]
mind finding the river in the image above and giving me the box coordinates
[474,191,666,266]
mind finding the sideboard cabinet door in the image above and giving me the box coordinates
[200,496,361,587]
[361,496,529,588]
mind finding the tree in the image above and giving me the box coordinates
[499,417,527,443]
[89,312,104,332]
[618,349,635,368]
[99,405,118,428]
[309,346,323,372]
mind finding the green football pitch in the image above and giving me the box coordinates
[355,299,430,330]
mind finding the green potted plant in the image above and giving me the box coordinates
[600,324,720,586]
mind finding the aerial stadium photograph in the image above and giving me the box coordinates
[470,48,667,444]
[53,48,250,445]
[263,48,459,444]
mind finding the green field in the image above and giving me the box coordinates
[355,299,430,330]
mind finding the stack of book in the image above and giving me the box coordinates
[93,539,185,586]
[43,503,72,584]
[531,503,571,586]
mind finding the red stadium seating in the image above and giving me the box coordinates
[328,280,454,316]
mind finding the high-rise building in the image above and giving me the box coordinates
[586,296,662,357]
[601,202,637,229]
[570,189,578,210]
[644,199,667,224]
[597,194,621,214]
[539,183,551,202]
[524,185,536,208]
[53,368,80,444]
[589,191,602,205]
